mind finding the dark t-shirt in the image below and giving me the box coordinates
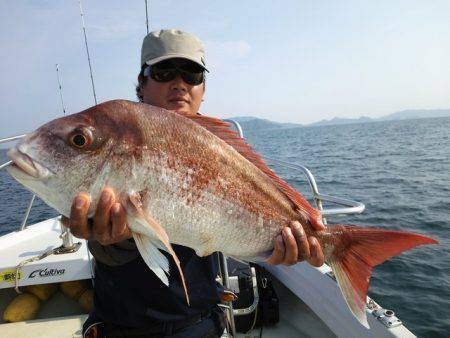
[88,240,221,327]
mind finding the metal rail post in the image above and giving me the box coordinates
[20,194,36,230]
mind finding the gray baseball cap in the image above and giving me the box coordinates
[141,29,208,71]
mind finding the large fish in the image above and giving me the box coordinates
[7,100,437,326]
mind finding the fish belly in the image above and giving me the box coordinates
[137,169,282,260]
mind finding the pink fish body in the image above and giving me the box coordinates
[7,100,437,326]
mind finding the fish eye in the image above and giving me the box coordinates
[71,134,87,147]
[69,128,93,149]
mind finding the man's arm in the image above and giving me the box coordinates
[64,189,324,267]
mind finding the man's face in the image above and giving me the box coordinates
[140,59,205,115]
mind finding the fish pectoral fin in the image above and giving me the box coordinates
[133,233,169,286]
[126,192,190,305]
[128,215,168,253]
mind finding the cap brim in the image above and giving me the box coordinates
[145,53,209,72]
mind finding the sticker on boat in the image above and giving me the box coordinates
[0,269,22,283]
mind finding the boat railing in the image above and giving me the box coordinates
[222,120,365,220]
[263,157,365,223]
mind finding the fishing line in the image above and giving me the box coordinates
[77,0,98,286]
[55,64,67,115]
[78,0,98,105]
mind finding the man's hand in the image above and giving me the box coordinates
[61,188,132,245]
[266,220,325,267]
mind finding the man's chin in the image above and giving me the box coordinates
[167,102,191,114]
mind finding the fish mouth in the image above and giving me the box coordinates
[7,148,49,179]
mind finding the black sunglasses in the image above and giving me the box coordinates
[143,60,205,86]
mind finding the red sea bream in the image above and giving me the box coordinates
[7,100,437,326]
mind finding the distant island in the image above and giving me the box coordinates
[230,109,450,130]
[2,109,449,149]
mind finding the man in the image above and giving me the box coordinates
[67,29,325,338]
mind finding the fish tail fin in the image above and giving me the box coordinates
[327,225,437,327]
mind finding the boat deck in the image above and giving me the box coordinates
[0,218,91,291]
[0,275,335,338]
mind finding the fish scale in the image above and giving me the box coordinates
[133,155,281,258]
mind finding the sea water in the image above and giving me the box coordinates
[0,117,449,337]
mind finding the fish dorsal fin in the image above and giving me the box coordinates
[184,114,323,227]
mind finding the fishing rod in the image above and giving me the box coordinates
[78,0,98,105]
[145,0,149,34]
[75,0,97,285]
[55,64,67,115]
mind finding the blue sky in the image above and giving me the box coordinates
[1,0,450,137]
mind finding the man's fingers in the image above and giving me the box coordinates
[110,203,132,241]
[69,193,92,239]
[93,189,115,243]
[311,218,326,231]
[281,227,298,265]
[290,221,310,262]
[307,236,325,267]
[266,235,285,265]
